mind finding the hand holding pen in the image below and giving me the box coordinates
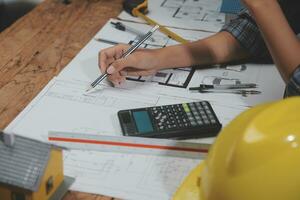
[87,25,159,91]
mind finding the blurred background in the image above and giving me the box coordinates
[0,0,41,32]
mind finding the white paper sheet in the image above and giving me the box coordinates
[96,19,214,45]
[118,0,225,32]
[3,77,206,200]
[59,20,285,108]
[4,6,286,199]
[63,150,200,200]
[5,77,245,143]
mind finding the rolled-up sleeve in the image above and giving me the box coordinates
[285,66,300,97]
[221,9,272,62]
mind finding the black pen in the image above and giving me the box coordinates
[110,21,155,42]
[94,38,121,45]
[196,90,261,95]
[189,83,257,91]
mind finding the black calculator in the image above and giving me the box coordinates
[118,101,222,139]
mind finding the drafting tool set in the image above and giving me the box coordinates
[189,83,261,96]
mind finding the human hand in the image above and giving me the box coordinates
[99,44,159,86]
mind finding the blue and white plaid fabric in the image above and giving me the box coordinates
[221,9,272,62]
[285,67,300,97]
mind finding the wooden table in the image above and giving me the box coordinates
[0,0,123,199]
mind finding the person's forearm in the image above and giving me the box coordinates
[151,32,250,70]
[246,1,300,82]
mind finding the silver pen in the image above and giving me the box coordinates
[189,83,257,91]
[86,25,160,92]
[198,89,261,96]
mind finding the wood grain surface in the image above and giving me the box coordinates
[0,0,123,199]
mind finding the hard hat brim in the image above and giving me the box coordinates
[173,162,205,200]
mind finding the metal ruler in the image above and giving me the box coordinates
[48,131,210,159]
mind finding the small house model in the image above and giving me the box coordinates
[0,132,74,200]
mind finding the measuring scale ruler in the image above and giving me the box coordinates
[48,131,210,159]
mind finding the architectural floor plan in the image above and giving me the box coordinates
[161,0,225,23]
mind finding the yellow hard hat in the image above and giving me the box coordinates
[173,97,300,200]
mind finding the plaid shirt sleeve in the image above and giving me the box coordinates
[285,66,300,97]
[222,9,300,97]
[221,9,272,62]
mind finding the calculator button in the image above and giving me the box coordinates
[187,113,193,118]
[189,104,196,109]
[197,120,203,125]
[184,123,189,127]
[193,112,199,116]
[182,103,190,113]
[188,116,195,121]
[208,114,215,120]
[198,108,204,113]
[195,102,201,107]
[201,101,208,106]
[191,121,197,126]
[167,125,175,129]
[190,108,198,115]
[204,119,210,124]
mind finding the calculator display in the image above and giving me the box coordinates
[132,111,154,133]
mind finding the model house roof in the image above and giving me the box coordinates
[0,133,51,191]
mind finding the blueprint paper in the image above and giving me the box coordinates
[4,78,204,200]
[59,21,285,108]
[5,77,246,142]
[4,10,285,200]
[96,19,214,45]
[118,0,226,32]
[4,77,242,200]
[4,77,203,200]
[63,150,201,200]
